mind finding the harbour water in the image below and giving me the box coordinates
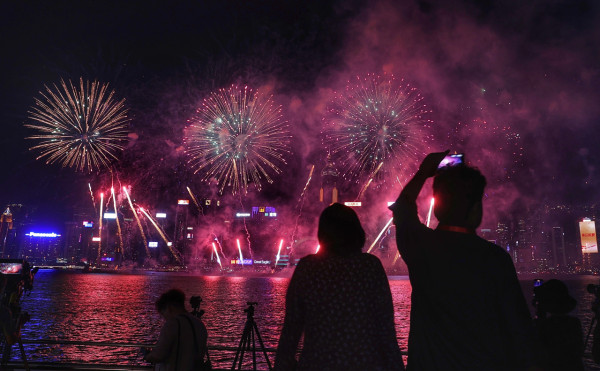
[12,269,600,369]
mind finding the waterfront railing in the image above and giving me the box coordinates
[3,339,278,370]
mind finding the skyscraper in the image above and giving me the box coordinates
[319,153,339,205]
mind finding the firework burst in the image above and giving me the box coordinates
[26,78,130,172]
[184,85,291,195]
[322,74,432,186]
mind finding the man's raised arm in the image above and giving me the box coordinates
[389,151,448,256]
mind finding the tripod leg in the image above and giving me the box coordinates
[238,332,248,371]
[253,321,273,371]
[233,325,252,371]
[18,339,29,371]
[232,327,246,370]
[251,327,257,371]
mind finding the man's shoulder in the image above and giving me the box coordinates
[475,237,511,256]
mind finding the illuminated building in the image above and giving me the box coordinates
[551,226,567,267]
[64,220,95,265]
[319,153,339,205]
[22,231,64,264]
[200,198,222,216]
[231,206,281,263]
[579,218,597,254]
[173,198,191,261]
[0,204,29,259]
[495,222,512,257]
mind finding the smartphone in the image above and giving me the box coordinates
[533,278,543,288]
[0,262,23,275]
[438,153,464,169]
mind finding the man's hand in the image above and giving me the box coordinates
[418,151,450,178]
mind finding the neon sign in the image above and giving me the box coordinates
[26,232,61,238]
[253,260,272,265]
[177,200,190,205]
[231,259,253,265]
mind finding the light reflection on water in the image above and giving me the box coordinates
[13,270,600,369]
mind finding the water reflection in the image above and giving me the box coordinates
[14,270,600,369]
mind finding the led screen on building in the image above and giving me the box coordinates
[580,219,598,254]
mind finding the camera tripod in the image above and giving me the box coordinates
[232,302,272,371]
[1,312,30,371]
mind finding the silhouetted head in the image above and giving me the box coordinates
[534,279,576,314]
[156,288,186,314]
[433,165,486,228]
[317,203,365,256]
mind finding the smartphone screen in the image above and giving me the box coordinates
[438,154,464,168]
[0,263,23,275]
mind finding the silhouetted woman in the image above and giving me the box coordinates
[274,203,404,370]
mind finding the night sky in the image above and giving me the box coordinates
[1,0,599,231]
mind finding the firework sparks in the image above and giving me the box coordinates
[212,234,226,258]
[290,165,315,254]
[111,187,124,253]
[236,239,244,266]
[274,239,284,266]
[356,161,384,201]
[426,197,435,227]
[323,74,432,187]
[186,186,203,214]
[96,192,104,263]
[140,207,181,264]
[366,217,394,254]
[123,187,150,258]
[26,78,130,172]
[212,242,222,269]
[184,85,291,195]
[447,119,523,180]
[88,183,96,209]
[393,250,401,265]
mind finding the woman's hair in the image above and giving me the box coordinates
[155,288,185,312]
[317,203,365,256]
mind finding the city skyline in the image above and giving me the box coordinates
[0,1,599,245]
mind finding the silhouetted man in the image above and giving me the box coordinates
[143,289,208,371]
[390,151,538,370]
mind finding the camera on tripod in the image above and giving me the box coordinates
[0,259,36,367]
[588,284,600,298]
[189,296,204,318]
[244,302,258,315]
[0,259,36,310]
[233,301,272,370]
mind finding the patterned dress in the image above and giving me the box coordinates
[274,252,404,371]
